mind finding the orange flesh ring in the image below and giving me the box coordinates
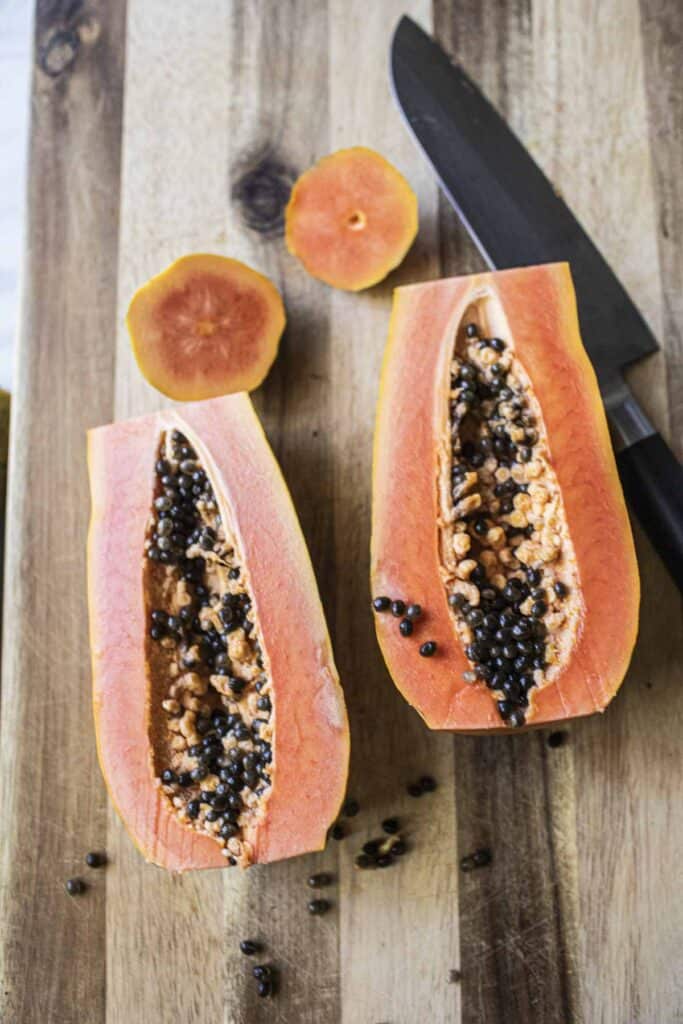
[371,263,639,731]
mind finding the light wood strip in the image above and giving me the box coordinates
[220,4,342,1022]
[434,4,580,1020]
[107,5,232,1023]
[0,2,126,1022]
[327,4,460,1024]
[530,3,681,1022]
[639,0,683,453]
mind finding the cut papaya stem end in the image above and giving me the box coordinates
[347,210,367,231]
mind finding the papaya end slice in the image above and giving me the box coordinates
[126,254,286,401]
[285,147,418,291]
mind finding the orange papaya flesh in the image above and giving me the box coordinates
[371,263,639,731]
[126,254,286,401]
[88,394,349,870]
[285,147,418,291]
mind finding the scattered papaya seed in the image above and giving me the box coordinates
[356,832,405,869]
[547,731,567,748]
[65,878,86,896]
[252,963,277,998]
[85,851,106,868]
[329,822,345,840]
[307,899,330,916]
[342,798,360,817]
[405,603,422,620]
[307,872,333,888]
[390,599,406,617]
[372,596,391,612]
[449,969,462,984]
[362,839,382,857]
[399,617,414,637]
[419,640,437,657]
[381,817,400,835]
[239,939,261,956]
[379,835,404,857]
[406,775,437,796]
[460,848,492,872]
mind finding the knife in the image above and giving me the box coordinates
[390,15,683,594]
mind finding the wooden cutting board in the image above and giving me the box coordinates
[1,2,681,1022]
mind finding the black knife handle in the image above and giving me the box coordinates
[617,433,683,592]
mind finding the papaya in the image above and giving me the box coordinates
[285,147,418,291]
[88,393,349,870]
[126,254,285,401]
[371,263,639,731]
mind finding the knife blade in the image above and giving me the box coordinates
[390,16,683,591]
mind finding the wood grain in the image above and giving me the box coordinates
[0,390,10,667]
[434,6,580,1021]
[435,3,683,1023]
[222,5,340,1022]
[0,2,126,1022]
[326,5,460,1024]
[639,0,683,452]
[107,5,231,1023]
[1,1,681,1022]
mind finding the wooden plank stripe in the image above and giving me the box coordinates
[0,2,127,1022]
[107,5,232,1023]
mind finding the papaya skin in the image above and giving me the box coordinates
[126,254,286,402]
[285,147,418,291]
[371,263,639,732]
[88,394,349,870]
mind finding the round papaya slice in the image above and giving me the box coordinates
[126,254,286,401]
[371,262,639,731]
[285,147,418,291]
[88,393,349,871]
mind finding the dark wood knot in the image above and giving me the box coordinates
[38,28,80,77]
[232,151,297,238]
[36,2,100,79]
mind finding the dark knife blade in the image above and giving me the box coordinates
[390,16,683,592]
[390,16,658,392]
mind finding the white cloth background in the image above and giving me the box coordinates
[0,0,33,393]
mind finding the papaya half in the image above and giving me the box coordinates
[126,254,285,401]
[371,263,639,731]
[88,393,349,870]
[285,147,418,291]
